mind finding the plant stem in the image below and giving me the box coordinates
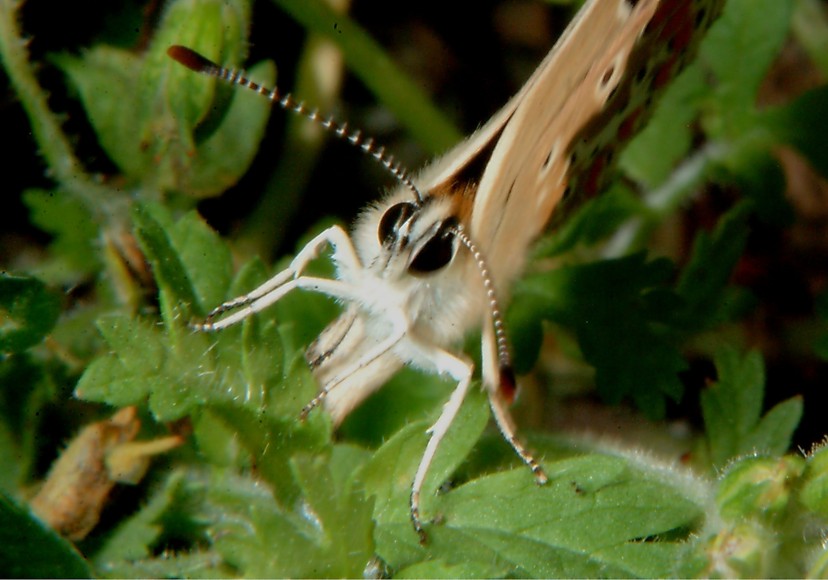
[0,0,129,228]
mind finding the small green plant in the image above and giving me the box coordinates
[1,0,827,577]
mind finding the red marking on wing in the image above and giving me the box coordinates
[653,58,677,89]
[650,0,674,30]
[654,1,697,52]
[673,10,696,52]
[618,107,644,142]
[583,153,608,197]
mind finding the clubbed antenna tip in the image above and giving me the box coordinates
[167,45,216,73]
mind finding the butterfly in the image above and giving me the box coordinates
[169,0,725,543]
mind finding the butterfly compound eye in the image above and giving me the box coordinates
[408,218,458,275]
[378,202,417,245]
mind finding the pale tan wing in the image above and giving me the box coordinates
[409,90,522,203]
[308,306,403,425]
[411,0,621,193]
[470,0,658,289]
[470,0,725,292]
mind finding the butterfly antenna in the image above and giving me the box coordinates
[167,46,425,205]
[450,224,514,394]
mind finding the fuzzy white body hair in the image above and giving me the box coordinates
[314,187,485,424]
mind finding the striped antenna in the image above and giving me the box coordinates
[450,224,513,394]
[167,46,425,204]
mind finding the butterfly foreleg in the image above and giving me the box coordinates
[193,226,363,331]
[197,277,367,331]
[407,344,475,544]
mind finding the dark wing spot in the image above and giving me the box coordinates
[636,64,648,83]
[543,147,554,170]
[601,65,616,88]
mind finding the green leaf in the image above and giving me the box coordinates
[0,274,60,354]
[167,211,233,315]
[514,254,685,418]
[0,355,50,493]
[436,463,699,577]
[0,491,91,578]
[621,65,712,187]
[373,453,703,577]
[91,471,194,566]
[359,386,491,533]
[396,558,495,579]
[743,397,804,458]
[22,188,101,283]
[181,59,276,197]
[74,308,291,422]
[97,314,166,377]
[78,206,324,422]
[75,355,145,408]
[132,203,199,327]
[204,390,330,506]
[761,85,828,180]
[724,147,793,227]
[146,0,272,198]
[702,0,794,132]
[54,0,269,198]
[52,46,146,179]
[207,451,375,578]
[74,314,164,408]
[675,201,752,332]
[132,202,234,320]
[97,551,231,579]
[151,0,250,130]
[359,387,705,576]
[701,348,803,468]
[702,348,765,464]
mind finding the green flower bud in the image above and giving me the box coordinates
[717,455,805,522]
[800,442,828,520]
[699,523,771,578]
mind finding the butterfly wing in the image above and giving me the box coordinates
[470,0,726,291]
[307,305,403,425]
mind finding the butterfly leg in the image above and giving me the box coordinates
[198,276,364,331]
[408,345,474,544]
[487,388,548,485]
[481,323,548,485]
[194,226,362,330]
[299,316,408,420]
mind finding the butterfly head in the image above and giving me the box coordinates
[167,44,514,376]
[374,196,462,277]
